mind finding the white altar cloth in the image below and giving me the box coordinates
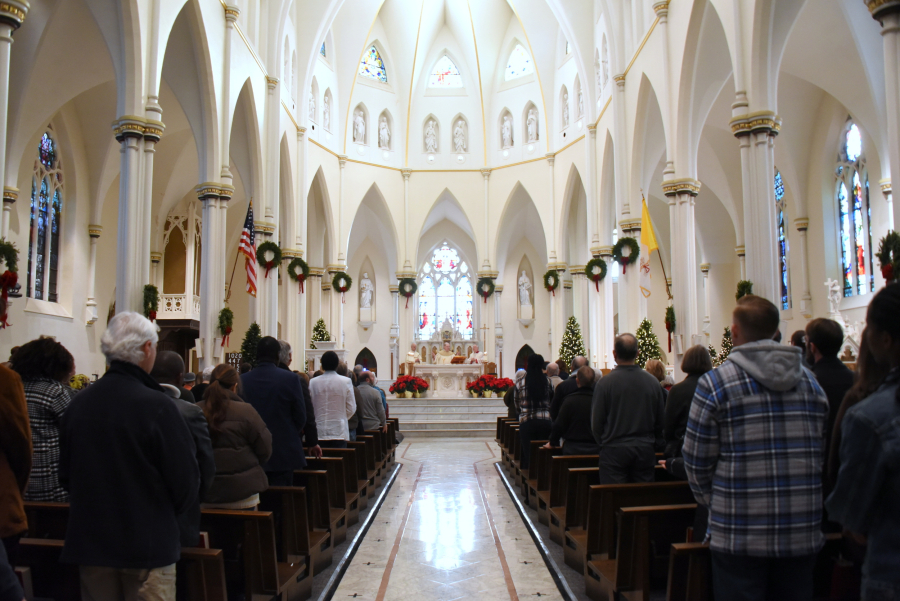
[412,364,484,398]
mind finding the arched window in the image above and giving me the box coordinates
[835,121,873,297]
[428,55,462,87]
[27,131,64,302]
[775,169,790,310]
[417,242,473,340]
[359,45,387,83]
[320,43,326,57]
[505,44,534,81]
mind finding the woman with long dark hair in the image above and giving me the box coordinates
[663,345,713,459]
[197,364,272,509]
[515,354,553,470]
[11,336,75,502]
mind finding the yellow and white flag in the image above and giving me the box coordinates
[639,197,658,298]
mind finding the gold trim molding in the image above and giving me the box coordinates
[661,178,701,197]
[730,111,782,137]
[150,252,163,263]
[735,245,746,257]
[2,186,17,203]
[866,0,900,19]
[0,2,28,27]
[794,218,809,231]
[254,221,276,235]
[195,182,235,200]
[700,263,710,273]
[88,224,103,238]
[619,218,642,232]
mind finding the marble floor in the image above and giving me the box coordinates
[331,439,566,601]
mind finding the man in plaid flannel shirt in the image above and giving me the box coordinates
[683,295,828,601]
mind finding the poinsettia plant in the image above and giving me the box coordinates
[491,377,515,393]
[389,375,429,394]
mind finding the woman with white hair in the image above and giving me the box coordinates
[503,369,527,420]
[58,312,200,599]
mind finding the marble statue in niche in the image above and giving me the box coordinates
[562,93,569,127]
[526,109,538,143]
[454,119,467,153]
[353,110,366,143]
[578,87,584,118]
[518,270,532,306]
[308,91,316,122]
[360,273,374,308]
[425,119,438,153]
[379,116,390,149]
[501,115,513,149]
[323,96,330,131]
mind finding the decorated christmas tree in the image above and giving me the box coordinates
[635,318,663,368]
[310,318,330,350]
[713,327,732,367]
[558,316,588,368]
[240,322,262,367]
[707,344,718,362]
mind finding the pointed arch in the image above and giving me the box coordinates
[630,73,667,200]
[278,133,295,249]
[358,42,388,83]
[415,189,477,269]
[351,102,370,145]
[573,75,584,120]
[322,88,333,132]
[559,164,588,265]
[309,76,319,124]
[306,166,335,267]
[494,182,548,278]
[428,54,463,88]
[498,107,514,149]
[450,113,469,154]
[505,42,535,81]
[347,182,400,276]
[515,344,535,370]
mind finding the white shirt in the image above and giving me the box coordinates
[465,352,485,364]
[308,371,357,441]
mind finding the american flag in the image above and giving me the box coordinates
[239,200,257,296]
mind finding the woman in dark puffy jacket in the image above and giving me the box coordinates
[197,364,272,509]
[663,345,713,459]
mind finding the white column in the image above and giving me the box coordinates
[598,246,615,369]
[221,6,239,183]
[399,169,415,356]
[867,3,900,229]
[586,125,600,248]
[662,179,700,360]
[494,286,503,373]
[700,263,710,340]
[307,270,322,342]
[257,75,280,337]
[653,1,676,182]
[481,169,492,270]
[197,183,234,366]
[390,285,400,378]
[338,156,347,263]
[0,2,28,217]
[617,220,645,334]
[184,205,197,306]
[736,246,746,280]
[295,126,308,364]
[547,153,558,264]
[85,225,101,325]
[794,218,812,318]
[141,126,162,286]
[1,187,16,240]
[114,120,147,313]
[882,180,894,231]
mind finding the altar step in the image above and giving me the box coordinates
[389,396,509,438]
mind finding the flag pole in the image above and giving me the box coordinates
[657,251,672,300]
[225,197,252,304]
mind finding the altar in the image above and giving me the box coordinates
[412,363,484,398]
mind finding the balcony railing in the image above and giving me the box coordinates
[159,294,201,321]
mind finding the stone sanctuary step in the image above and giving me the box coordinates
[388,395,509,438]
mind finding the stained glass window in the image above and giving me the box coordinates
[835,120,873,297]
[359,45,387,83]
[28,131,63,302]
[417,242,475,340]
[505,44,534,81]
[428,55,463,88]
[320,43,326,57]
[565,41,571,55]
[774,170,789,310]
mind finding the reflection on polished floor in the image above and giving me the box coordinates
[333,439,564,600]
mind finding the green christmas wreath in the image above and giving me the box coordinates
[143,284,159,322]
[665,305,675,352]
[877,230,900,282]
[287,257,310,293]
[398,277,418,308]
[218,307,234,347]
[585,257,608,291]
[0,239,19,327]
[256,241,282,278]
[543,270,560,296]
[476,277,495,303]
[332,271,352,294]
[0,238,18,273]
[612,237,640,274]
[736,280,754,300]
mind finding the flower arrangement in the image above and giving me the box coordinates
[389,375,429,396]
[491,377,514,393]
[465,374,512,396]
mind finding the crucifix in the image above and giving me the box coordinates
[480,323,489,350]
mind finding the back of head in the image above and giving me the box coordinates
[546,362,559,377]
[10,336,75,383]
[514,368,526,383]
[256,336,281,364]
[790,330,807,350]
[202,364,216,382]
[312,369,324,378]
[298,371,310,385]
[101,311,158,365]
[525,353,548,401]
[321,351,339,372]
[681,344,713,376]
[575,365,595,388]
[867,283,900,341]
[847,327,890,404]
[614,334,638,362]
[805,318,844,358]
[644,359,665,382]
[239,362,252,374]
[732,295,780,342]
[150,351,185,386]
[278,340,291,365]
[202,364,240,437]
[353,365,364,376]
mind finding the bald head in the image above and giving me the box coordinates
[151,351,185,387]
[546,362,559,377]
[614,334,638,364]
[570,355,587,372]
[575,366,595,388]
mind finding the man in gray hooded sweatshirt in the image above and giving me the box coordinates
[682,295,828,601]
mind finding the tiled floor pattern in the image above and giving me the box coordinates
[332,439,566,600]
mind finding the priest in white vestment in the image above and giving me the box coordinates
[435,342,455,364]
[406,343,420,372]
[465,344,485,364]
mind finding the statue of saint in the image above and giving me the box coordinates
[578,87,584,118]
[518,270,532,306]
[562,93,569,127]
[501,115,513,149]
[436,341,455,364]
[379,116,390,149]
[526,109,538,143]
[453,120,466,153]
[323,96,330,131]
[465,344,485,364]
[308,91,316,122]
[353,110,366,143]
[359,272,374,308]
[425,119,437,153]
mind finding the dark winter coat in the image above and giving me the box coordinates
[241,361,307,472]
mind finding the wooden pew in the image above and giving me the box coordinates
[586,504,696,601]
[535,455,597,529]
[295,468,347,547]
[258,486,332,576]
[16,539,79,601]
[348,440,377,500]
[199,509,309,601]
[523,440,550,502]
[560,466,601,573]
[321,446,369,511]
[666,542,710,601]
[529,445,561,511]
[546,456,600,542]
[306,456,360,528]
[358,434,384,486]
[24,500,68,539]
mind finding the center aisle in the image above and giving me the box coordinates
[332,440,565,600]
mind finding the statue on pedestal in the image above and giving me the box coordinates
[359,272,374,308]
[518,270,532,306]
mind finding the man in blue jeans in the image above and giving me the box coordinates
[683,295,828,601]
[827,283,900,600]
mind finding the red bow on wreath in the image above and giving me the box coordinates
[149,310,157,322]
[297,274,306,294]
[592,275,602,292]
[0,270,16,328]
[620,257,630,274]
[221,326,232,347]
[883,264,894,281]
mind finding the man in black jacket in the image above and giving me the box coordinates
[550,355,588,420]
[805,318,855,469]
[545,367,599,455]
[591,334,665,484]
[151,351,216,548]
[60,312,199,600]
[278,339,321,459]
[242,337,307,486]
